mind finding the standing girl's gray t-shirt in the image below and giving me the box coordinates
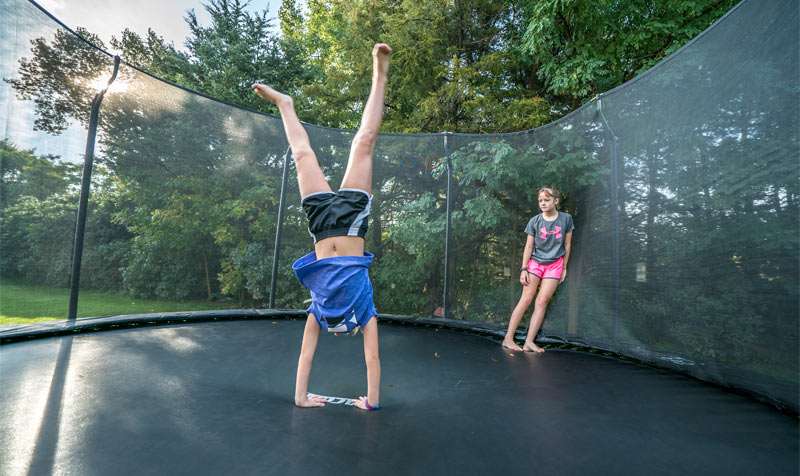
[524,212,575,265]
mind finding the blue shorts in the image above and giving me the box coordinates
[301,189,371,244]
[312,309,376,334]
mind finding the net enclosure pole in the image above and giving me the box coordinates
[68,56,120,321]
[595,94,620,343]
[443,132,453,319]
[269,146,292,309]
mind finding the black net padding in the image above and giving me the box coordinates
[1,0,797,411]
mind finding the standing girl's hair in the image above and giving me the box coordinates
[538,186,560,204]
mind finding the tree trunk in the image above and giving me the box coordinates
[645,154,659,279]
[771,186,782,216]
[427,258,443,315]
[448,243,457,317]
[740,197,759,280]
[203,248,212,300]
[464,240,479,311]
[509,267,515,319]
[567,188,587,334]
[786,185,796,212]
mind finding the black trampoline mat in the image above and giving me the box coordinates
[2,319,797,475]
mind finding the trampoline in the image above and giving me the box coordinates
[1,315,798,476]
[2,0,799,474]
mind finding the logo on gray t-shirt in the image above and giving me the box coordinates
[524,212,575,265]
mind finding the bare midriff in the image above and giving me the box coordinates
[314,235,365,259]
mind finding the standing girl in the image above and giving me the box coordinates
[502,186,574,353]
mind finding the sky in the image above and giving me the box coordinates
[35,0,282,53]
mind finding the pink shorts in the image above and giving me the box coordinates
[526,256,564,279]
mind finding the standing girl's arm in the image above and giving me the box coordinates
[520,234,535,286]
[561,231,573,284]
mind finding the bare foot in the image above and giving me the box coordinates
[501,339,523,351]
[523,342,545,353]
[372,43,392,78]
[251,83,292,107]
[353,396,379,411]
[295,394,328,408]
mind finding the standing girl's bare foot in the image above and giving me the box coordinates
[251,83,293,107]
[523,342,546,353]
[502,339,523,351]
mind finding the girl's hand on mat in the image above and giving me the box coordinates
[295,394,328,408]
[353,396,378,411]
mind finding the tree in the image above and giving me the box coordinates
[0,141,78,285]
[0,139,80,207]
[283,0,550,133]
[182,0,313,114]
[108,28,192,84]
[521,0,738,110]
[4,28,113,134]
[4,3,294,302]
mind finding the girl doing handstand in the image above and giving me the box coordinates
[252,43,392,411]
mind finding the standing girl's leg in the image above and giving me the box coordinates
[523,279,560,353]
[502,274,541,350]
[251,84,331,199]
[339,44,392,193]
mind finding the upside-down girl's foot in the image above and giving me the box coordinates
[372,43,392,78]
[501,339,523,351]
[523,342,545,353]
[251,83,293,107]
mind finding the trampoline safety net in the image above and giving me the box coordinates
[1,0,798,411]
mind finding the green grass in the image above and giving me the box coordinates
[0,280,236,325]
